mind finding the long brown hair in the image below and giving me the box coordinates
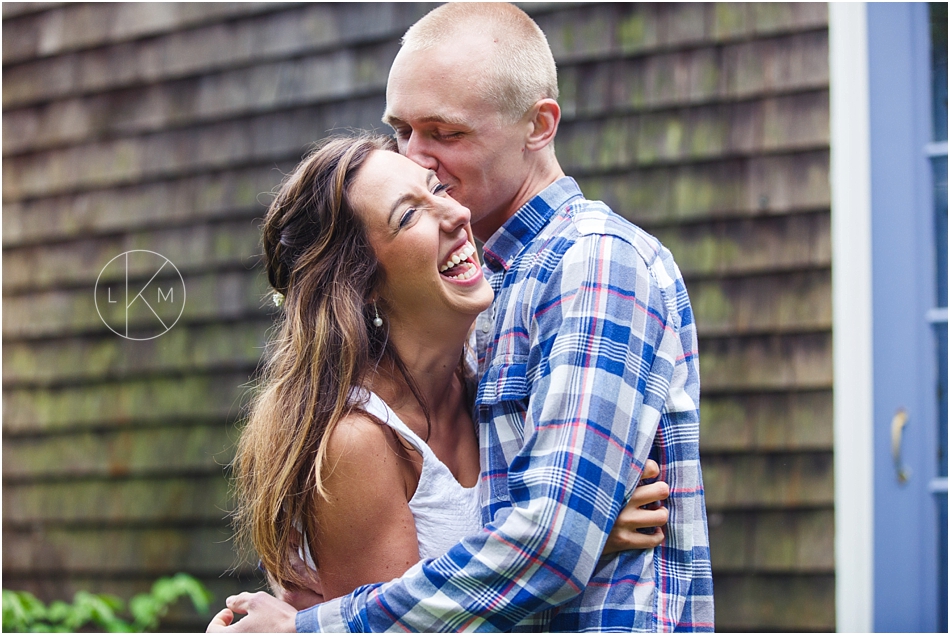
[233,134,406,590]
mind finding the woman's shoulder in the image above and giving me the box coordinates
[320,409,416,495]
[325,410,394,463]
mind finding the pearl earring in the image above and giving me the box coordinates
[372,302,383,327]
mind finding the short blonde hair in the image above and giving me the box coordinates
[401,2,558,121]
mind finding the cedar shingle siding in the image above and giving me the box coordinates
[3,3,833,631]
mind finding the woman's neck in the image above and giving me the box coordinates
[368,316,473,433]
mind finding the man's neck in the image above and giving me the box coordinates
[471,157,566,243]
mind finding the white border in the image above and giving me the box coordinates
[829,2,874,631]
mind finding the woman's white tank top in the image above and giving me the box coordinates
[299,390,482,569]
[361,390,483,559]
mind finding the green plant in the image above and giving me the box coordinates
[2,573,212,633]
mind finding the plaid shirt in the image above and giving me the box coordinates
[297,177,713,632]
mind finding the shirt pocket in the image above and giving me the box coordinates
[475,356,531,406]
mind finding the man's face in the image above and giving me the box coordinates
[383,35,531,240]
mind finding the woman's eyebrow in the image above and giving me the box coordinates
[387,171,439,224]
[388,192,412,224]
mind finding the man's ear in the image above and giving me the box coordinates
[525,98,560,151]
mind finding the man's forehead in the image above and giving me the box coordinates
[384,71,477,128]
[384,75,494,130]
[385,37,495,115]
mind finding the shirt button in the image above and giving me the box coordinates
[481,322,491,333]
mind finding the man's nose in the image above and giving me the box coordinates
[404,131,439,170]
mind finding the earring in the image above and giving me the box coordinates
[372,302,383,327]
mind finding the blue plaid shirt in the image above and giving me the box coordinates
[297,177,714,632]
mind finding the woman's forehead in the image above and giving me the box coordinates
[360,150,427,186]
[352,151,428,217]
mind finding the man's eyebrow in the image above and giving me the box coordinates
[388,171,438,224]
[381,112,468,128]
[418,114,467,126]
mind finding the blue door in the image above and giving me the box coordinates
[868,3,947,632]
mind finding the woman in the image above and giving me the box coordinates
[212,135,670,627]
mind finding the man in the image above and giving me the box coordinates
[212,3,712,631]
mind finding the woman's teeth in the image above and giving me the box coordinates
[444,262,477,280]
[439,242,476,273]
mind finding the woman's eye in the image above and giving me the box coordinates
[398,209,416,228]
[433,183,448,195]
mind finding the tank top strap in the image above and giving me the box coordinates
[359,390,431,459]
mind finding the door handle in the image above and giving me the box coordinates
[890,408,910,484]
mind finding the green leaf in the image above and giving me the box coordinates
[2,590,28,632]
[3,591,51,632]
[45,600,71,624]
[3,573,212,633]
[129,594,161,632]
[169,573,213,614]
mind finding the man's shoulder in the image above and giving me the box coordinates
[551,193,684,290]
[533,190,691,329]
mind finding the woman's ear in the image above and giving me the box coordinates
[525,98,561,152]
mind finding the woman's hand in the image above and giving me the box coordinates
[602,459,670,554]
[266,571,324,612]
[206,592,297,633]
[264,530,325,610]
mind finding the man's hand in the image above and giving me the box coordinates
[602,458,670,554]
[206,592,297,633]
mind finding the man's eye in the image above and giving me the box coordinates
[435,131,462,141]
[398,209,416,228]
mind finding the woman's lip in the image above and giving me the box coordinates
[441,260,483,286]
[440,238,473,270]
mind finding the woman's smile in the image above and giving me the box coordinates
[439,241,481,282]
[350,150,494,324]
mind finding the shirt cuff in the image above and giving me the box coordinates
[295,597,348,633]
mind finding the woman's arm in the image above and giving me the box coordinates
[207,414,422,632]
[265,548,324,611]
[310,413,422,600]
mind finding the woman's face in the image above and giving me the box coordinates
[350,150,494,332]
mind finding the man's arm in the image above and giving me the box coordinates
[296,234,674,632]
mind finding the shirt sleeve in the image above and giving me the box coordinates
[297,234,677,632]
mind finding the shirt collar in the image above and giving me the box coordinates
[481,177,584,274]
